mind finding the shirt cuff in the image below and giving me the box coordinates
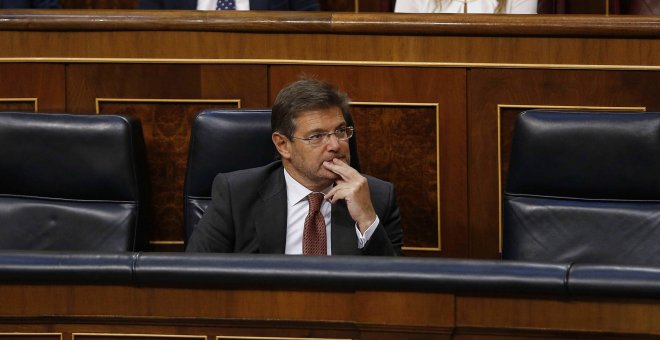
[355,216,380,249]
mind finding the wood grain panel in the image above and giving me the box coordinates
[0,335,60,340]
[0,285,354,321]
[0,64,65,112]
[359,331,449,340]
[98,101,238,247]
[66,64,203,112]
[468,68,660,259]
[68,64,268,249]
[1,30,658,68]
[356,291,454,327]
[67,64,267,110]
[269,66,467,257]
[350,104,439,250]
[0,322,358,340]
[200,65,268,107]
[456,295,660,335]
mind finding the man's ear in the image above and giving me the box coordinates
[272,132,291,160]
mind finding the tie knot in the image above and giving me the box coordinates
[307,192,324,213]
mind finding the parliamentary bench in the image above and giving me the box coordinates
[1,251,660,339]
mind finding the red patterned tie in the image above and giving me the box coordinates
[302,193,327,256]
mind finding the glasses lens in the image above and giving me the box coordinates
[339,127,353,140]
[308,135,324,145]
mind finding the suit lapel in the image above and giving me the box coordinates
[251,163,361,255]
[254,167,288,253]
[331,201,361,255]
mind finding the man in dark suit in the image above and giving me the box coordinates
[187,79,403,256]
[0,0,59,8]
[139,0,319,11]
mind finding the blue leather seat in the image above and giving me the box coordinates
[183,108,361,244]
[502,110,660,265]
[0,112,150,251]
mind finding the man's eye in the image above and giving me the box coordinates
[308,133,324,140]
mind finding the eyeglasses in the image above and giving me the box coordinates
[290,126,354,146]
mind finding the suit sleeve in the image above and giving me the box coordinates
[33,0,61,8]
[139,0,164,9]
[362,182,404,256]
[290,0,320,11]
[186,173,236,252]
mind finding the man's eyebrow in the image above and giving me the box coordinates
[306,128,329,135]
[303,122,347,135]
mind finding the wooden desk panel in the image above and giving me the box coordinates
[2,283,660,339]
[0,63,65,112]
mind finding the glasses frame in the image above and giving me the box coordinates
[289,126,355,146]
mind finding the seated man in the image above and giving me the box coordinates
[0,0,60,8]
[139,0,320,11]
[187,79,403,256]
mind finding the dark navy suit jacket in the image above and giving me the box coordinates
[139,0,319,11]
[186,161,403,256]
[0,0,60,8]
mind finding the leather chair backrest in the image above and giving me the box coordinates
[502,110,660,265]
[0,112,150,251]
[183,108,361,243]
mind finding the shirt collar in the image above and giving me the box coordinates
[283,167,332,207]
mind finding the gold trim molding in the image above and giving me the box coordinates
[351,101,441,252]
[218,336,351,340]
[0,97,38,112]
[0,333,62,340]
[95,98,241,113]
[73,333,206,339]
[496,104,647,253]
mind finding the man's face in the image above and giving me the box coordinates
[277,106,351,191]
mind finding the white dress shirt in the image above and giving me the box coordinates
[197,0,250,10]
[395,0,537,14]
[283,168,378,255]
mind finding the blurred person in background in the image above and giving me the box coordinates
[140,0,319,11]
[0,0,60,8]
[395,0,537,14]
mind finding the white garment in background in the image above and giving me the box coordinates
[197,0,250,10]
[395,0,537,14]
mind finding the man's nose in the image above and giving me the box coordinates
[325,133,340,149]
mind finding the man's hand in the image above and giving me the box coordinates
[323,158,377,233]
